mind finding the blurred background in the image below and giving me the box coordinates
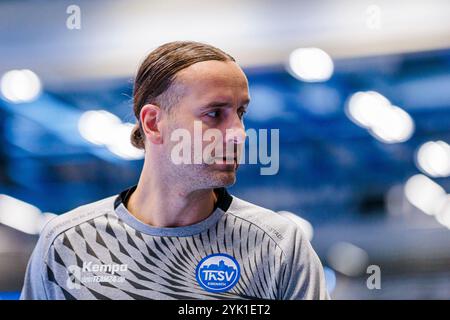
[0,0,449,299]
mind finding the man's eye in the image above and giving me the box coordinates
[238,110,247,119]
[206,111,220,118]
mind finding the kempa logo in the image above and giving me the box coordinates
[82,262,128,275]
[66,262,128,290]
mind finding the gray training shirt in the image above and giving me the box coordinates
[20,186,329,300]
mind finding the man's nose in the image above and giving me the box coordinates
[225,117,246,145]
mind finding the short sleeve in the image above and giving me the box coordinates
[281,227,330,300]
[20,238,49,300]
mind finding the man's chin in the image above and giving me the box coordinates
[209,170,237,188]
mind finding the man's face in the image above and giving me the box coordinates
[160,60,250,191]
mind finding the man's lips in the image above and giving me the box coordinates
[212,156,237,164]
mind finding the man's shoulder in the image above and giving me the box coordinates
[37,195,117,257]
[226,195,307,253]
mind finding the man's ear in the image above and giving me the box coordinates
[140,104,163,144]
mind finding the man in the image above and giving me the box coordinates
[20,41,329,300]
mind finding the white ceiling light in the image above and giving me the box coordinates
[346,91,414,144]
[346,91,391,129]
[435,195,450,229]
[404,174,446,216]
[436,194,450,229]
[79,112,144,160]
[288,47,334,82]
[370,105,415,143]
[78,110,122,145]
[416,140,450,178]
[326,242,369,277]
[106,122,144,160]
[1,69,42,103]
[0,194,43,235]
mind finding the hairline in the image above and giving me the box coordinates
[153,59,240,114]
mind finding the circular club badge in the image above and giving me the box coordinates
[196,253,240,293]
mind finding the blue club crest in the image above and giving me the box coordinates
[196,253,240,293]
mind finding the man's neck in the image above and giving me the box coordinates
[126,162,218,228]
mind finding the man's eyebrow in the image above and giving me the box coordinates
[203,99,250,108]
[204,101,231,108]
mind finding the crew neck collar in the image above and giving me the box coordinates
[113,185,233,237]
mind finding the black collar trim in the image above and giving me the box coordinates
[114,185,233,213]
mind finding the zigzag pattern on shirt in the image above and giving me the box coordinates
[45,212,284,300]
